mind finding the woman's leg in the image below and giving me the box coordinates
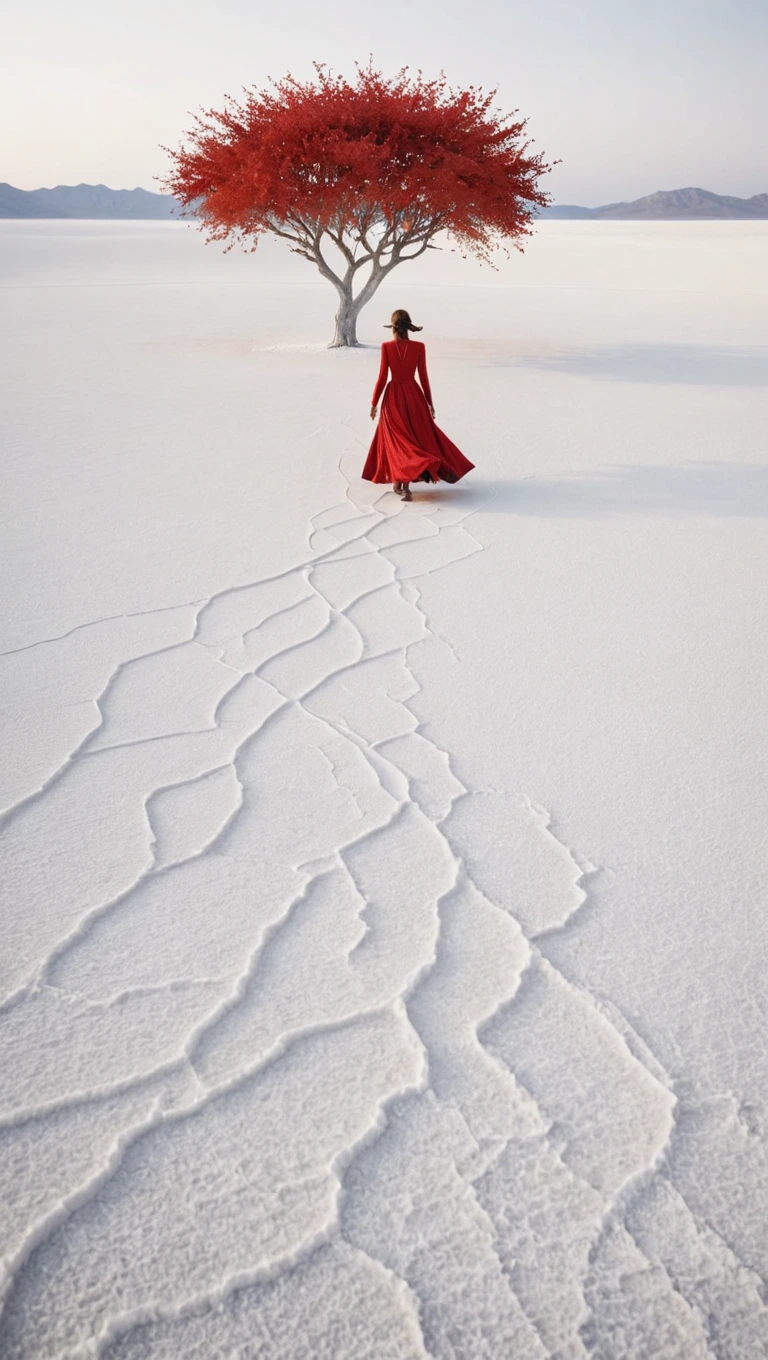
[402,482,412,501]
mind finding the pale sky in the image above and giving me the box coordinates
[1,0,766,204]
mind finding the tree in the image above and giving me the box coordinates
[163,64,553,347]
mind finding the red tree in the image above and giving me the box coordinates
[163,64,553,346]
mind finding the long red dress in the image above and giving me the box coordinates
[362,340,474,485]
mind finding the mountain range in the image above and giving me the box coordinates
[539,187,768,219]
[1,182,767,221]
[0,183,181,219]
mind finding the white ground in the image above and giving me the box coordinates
[1,217,767,1359]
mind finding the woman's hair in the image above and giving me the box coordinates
[386,309,423,338]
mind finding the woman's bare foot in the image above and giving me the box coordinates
[402,484,412,502]
[393,481,404,496]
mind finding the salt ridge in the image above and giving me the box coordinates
[0,416,719,1358]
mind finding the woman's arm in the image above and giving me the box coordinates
[416,345,435,413]
[370,345,389,413]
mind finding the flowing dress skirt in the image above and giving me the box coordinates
[362,378,475,485]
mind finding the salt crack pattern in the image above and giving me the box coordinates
[0,428,761,1358]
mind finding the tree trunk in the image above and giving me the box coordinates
[325,254,404,347]
[307,231,434,347]
[329,286,361,347]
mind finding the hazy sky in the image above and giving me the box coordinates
[2,0,766,203]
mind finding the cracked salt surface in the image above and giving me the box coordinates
[1,219,767,1357]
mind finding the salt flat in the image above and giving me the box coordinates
[1,217,767,1358]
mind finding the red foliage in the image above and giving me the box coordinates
[163,63,552,262]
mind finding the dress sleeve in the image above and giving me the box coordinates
[371,345,389,407]
[416,345,433,407]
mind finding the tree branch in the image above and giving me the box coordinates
[396,237,434,263]
[312,232,344,292]
[257,207,445,311]
[326,224,356,268]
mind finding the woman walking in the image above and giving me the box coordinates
[363,310,474,500]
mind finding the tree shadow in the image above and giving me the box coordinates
[511,343,768,387]
[431,463,768,518]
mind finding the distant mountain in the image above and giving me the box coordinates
[0,183,183,219]
[2,181,766,223]
[539,204,596,219]
[540,187,768,219]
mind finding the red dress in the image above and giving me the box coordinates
[362,340,474,485]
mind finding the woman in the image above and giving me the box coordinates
[363,310,474,501]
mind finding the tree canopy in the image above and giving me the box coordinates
[163,64,553,345]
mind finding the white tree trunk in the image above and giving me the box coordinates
[330,289,362,347]
[301,231,432,347]
[327,259,394,348]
